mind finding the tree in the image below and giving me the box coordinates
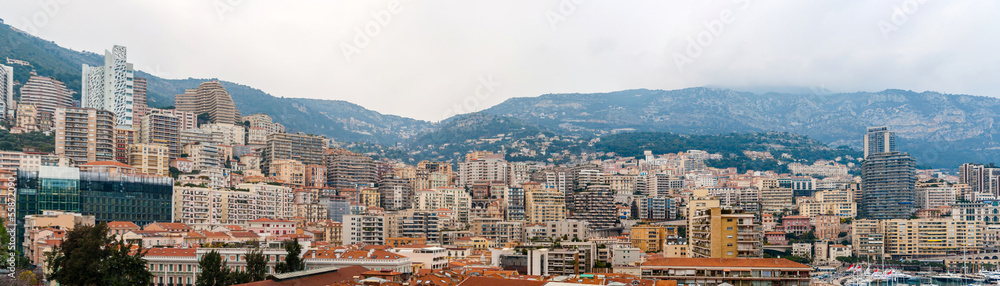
[103,238,152,286]
[243,247,268,282]
[46,223,153,286]
[196,250,232,286]
[274,238,304,273]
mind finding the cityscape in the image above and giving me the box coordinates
[0,2,998,286]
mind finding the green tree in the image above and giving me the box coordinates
[103,239,152,286]
[45,223,153,286]
[274,238,304,273]
[196,250,232,286]
[243,247,268,282]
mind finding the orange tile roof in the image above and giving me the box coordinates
[146,247,198,257]
[107,221,140,228]
[362,244,392,251]
[456,277,547,286]
[641,258,811,269]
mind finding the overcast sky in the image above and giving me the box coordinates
[1,1,996,121]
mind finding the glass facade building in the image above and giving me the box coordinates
[15,166,172,249]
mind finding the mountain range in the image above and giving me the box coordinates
[1,20,997,169]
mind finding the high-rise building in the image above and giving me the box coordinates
[458,151,507,186]
[261,133,325,176]
[882,218,980,259]
[570,186,617,230]
[19,75,73,117]
[525,184,566,224]
[860,151,916,220]
[323,149,377,189]
[81,45,134,126]
[688,207,762,258]
[863,126,896,159]
[114,127,136,164]
[172,184,293,229]
[342,215,385,245]
[759,187,794,214]
[174,81,241,125]
[127,143,169,176]
[0,63,13,119]
[148,108,197,130]
[183,142,221,171]
[140,113,182,158]
[959,163,1000,196]
[54,107,116,163]
[132,77,147,125]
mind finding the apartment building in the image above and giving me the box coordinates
[571,187,617,230]
[269,159,305,186]
[325,149,377,189]
[525,186,566,224]
[458,151,507,186]
[148,108,197,130]
[172,184,294,230]
[631,225,669,253]
[174,81,241,125]
[182,142,221,171]
[882,218,980,259]
[54,107,116,163]
[127,143,169,176]
[471,217,523,246]
[688,207,762,258]
[261,133,325,176]
[140,112,182,158]
[545,219,590,240]
[342,215,386,245]
[760,187,794,214]
[19,75,73,116]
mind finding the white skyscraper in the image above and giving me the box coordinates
[82,45,134,126]
[0,63,13,119]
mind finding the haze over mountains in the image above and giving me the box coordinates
[1,20,997,168]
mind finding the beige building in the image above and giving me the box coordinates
[128,143,170,176]
[662,244,688,257]
[883,218,980,259]
[759,187,794,214]
[270,159,305,186]
[525,185,566,224]
[15,103,39,132]
[798,189,856,217]
[140,112,182,158]
[54,107,115,163]
[688,207,762,258]
[174,81,241,125]
[148,108,197,131]
[631,225,670,253]
[23,211,95,267]
[851,219,885,260]
[172,184,294,229]
[19,75,73,116]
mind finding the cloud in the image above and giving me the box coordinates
[1,0,996,121]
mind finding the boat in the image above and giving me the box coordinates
[934,273,974,282]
